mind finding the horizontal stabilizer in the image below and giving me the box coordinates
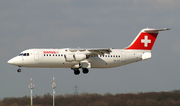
[143,28,170,33]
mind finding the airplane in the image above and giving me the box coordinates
[7,28,169,75]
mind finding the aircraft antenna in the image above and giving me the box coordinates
[73,85,79,94]
[28,75,34,106]
[52,75,56,106]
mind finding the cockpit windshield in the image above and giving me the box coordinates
[19,53,30,56]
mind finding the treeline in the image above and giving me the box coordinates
[1,90,180,106]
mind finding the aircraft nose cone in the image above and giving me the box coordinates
[7,59,14,65]
[7,56,23,66]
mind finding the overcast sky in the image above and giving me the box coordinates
[1,0,180,98]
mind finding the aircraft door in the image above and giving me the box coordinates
[34,51,39,61]
[21,55,24,63]
[121,52,126,62]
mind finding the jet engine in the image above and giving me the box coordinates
[74,54,87,62]
[64,54,87,62]
[64,54,74,62]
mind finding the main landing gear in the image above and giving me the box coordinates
[82,68,89,74]
[73,68,89,75]
[74,69,80,75]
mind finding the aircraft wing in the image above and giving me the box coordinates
[87,48,112,55]
[69,48,112,55]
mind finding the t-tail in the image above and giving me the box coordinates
[126,28,170,51]
[125,28,170,60]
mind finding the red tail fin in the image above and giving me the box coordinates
[126,28,169,51]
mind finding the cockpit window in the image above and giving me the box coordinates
[19,53,30,56]
[19,53,23,56]
[23,53,26,56]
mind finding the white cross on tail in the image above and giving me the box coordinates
[141,36,151,47]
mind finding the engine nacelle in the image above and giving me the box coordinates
[74,54,87,62]
[64,54,87,62]
[64,54,74,62]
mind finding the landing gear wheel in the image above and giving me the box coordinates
[17,69,22,73]
[74,69,80,75]
[82,68,89,74]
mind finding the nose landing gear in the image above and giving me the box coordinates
[17,67,22,73]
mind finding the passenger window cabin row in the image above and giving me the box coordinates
[44,54,120,58]
[93,55,120,58]
[44,54,63,57]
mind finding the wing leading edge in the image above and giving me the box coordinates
[69,48,112,55]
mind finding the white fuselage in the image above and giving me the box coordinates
[8,48,144,69]
[8,28,168,75]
